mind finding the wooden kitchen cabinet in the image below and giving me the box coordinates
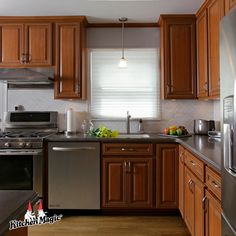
[0,24,24,65]
[25,23,52,66]
[179,145,185,217]
[54,20,87,99]
[205,189,222,236]
[196,9,209,98]
[102,143,153,209]
[156,144,178,209]
[207,0,221,98]
[159,15,197,99]
[179,143,222,236]
[184,166,205,236]
[129,159,153,208]
[102,158,127,208]
[102,158,153,208]
[196,0,221,99]
[0,22,52,66]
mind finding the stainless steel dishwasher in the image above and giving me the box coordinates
[48,142,100,209]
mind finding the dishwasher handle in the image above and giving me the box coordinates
[52,147,96,152]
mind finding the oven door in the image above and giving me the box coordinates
[0,150,43,197]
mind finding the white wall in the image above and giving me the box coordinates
[0,27,220,133]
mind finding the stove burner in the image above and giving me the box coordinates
[0,131,53,139]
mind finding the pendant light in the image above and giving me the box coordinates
[119,17,128,68]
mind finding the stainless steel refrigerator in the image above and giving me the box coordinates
[221,7,236,236]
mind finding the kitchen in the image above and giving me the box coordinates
[0,0,234,235]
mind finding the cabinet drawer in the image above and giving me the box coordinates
[102,143,153,156]
[205,166,221,201]
[185,150,204,182]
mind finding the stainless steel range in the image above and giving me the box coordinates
[0,111,58,198]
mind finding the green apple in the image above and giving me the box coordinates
[169,129,176,135]
[176,128,183,136]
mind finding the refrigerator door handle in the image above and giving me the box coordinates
[224,124,236,177]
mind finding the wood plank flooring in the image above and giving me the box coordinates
[29,216,190,236]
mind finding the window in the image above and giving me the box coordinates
[90,49,160,119]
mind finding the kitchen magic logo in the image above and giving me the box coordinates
[9,200,63,230]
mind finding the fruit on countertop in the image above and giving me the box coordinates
[163,128,169,135]
[88,125,119,138]
[163,125,189,136]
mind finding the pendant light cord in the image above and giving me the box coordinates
[121,21,124,59]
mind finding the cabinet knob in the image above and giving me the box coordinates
[20,53,27,64]
[203,82,208,92]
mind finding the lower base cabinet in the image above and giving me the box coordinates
[156,144,179,209]
[179,145,222,236]
[184,166,204,236]
[205,190,222,236]
[102,157,153,209]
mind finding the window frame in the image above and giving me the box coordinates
[88,48,161,121]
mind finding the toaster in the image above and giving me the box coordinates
[194,119,215,135]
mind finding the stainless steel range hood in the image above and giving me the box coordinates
[0,68,54,89]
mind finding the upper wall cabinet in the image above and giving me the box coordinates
[0,21,52,67]
[159,15,197,99]
[196,0,222,99]
[54,19,87,99]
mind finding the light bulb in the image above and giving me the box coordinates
[119,57,127,68]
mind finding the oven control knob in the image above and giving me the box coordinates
[18,142,25,148]
[4,142,11,148]
[25,143,32,148]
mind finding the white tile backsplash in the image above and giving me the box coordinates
[4,88,220,134]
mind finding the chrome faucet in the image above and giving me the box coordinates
[126,111,131,134]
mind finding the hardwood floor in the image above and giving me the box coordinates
[29,216,190,236]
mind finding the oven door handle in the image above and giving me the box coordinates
[0,150,42,156]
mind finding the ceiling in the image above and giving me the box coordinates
[0,0,204,23]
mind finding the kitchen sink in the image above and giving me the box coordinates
[118,134,150,138]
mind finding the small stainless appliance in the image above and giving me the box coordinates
[48,142,100,209]
[194,119,215,135]
[0,111,58,197]
[221,8,236,236]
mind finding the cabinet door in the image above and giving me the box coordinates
[129,159,153,208]
[184,167,205,236]
[25,23,52,66]
[205,190,222,236]
[156,144,178,209]
[102,158,127,208]
[184,167,195,235]
[55,23,83,99]
[208,0,220,98]
[193,172,205,236]
[160,15,196,99]
[196,9,209,98]
[179,146,185,217]
[0,24,23,65]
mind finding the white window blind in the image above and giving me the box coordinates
[90,49,160,119]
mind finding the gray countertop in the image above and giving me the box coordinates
[0,190,38,235]
[45,133,222,173]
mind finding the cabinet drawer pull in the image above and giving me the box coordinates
[125,161,131,173]
[211,180,220,189]
[202,196,207,212]
[189,160,196,166]
[203,82,208,92]
[121,147,135,152]
[188,179,192,190]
